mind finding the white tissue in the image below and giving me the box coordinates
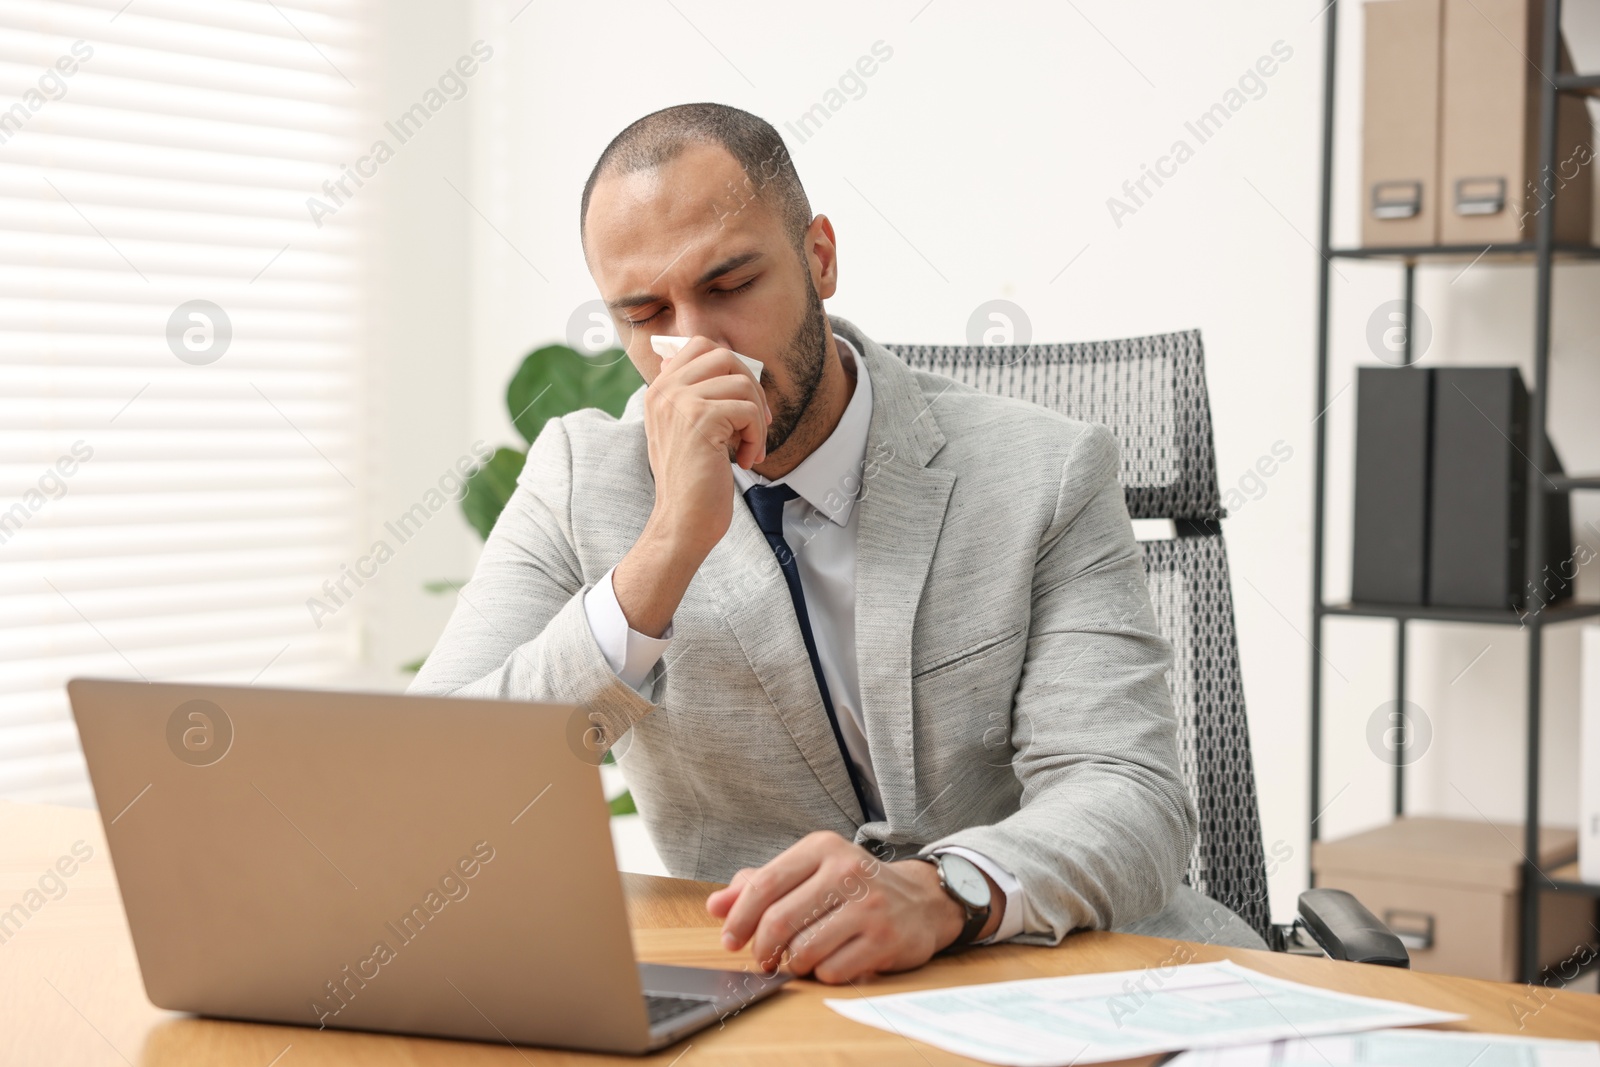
[649,335,764,381]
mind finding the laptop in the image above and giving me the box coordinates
[67,678,790,1054]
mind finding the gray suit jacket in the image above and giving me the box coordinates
[410,317,1198,945]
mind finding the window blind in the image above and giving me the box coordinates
[0,0,369,805]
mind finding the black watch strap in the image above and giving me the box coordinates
[919,854,991,949]
[951,900,990,949]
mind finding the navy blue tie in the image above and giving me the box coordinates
[743,483,871,821]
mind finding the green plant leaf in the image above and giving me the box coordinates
[422,579,468,595]
[401,655,425,673]
[608,790,637,817]
[507,344,641,446]
[459,447,526,540]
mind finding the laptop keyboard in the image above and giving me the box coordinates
[644,992,711,1027]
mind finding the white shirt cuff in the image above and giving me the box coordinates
[932,845,1026,944]
[582,567,673,693]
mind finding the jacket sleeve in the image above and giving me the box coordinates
[407,416,659,746]
[919,422,1198,945]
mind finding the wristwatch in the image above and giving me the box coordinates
[916,852,992,950]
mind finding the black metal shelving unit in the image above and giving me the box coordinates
[1308,0,1600,985]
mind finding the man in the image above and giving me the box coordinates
[411,103,1264,983]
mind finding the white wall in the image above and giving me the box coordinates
[354,2,482,689]
[364,0,1600,920]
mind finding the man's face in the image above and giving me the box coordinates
[584,142,836,453]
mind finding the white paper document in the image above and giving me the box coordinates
[823,960,1465,1067]
[1167,1027,1600,1066]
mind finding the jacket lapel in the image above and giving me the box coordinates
[846,326,955,830]
[695,498,868,824]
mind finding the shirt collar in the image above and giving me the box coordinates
[730,332,873,527]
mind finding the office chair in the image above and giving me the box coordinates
[889,329,1407,967]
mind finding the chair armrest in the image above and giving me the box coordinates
[1296,888,1410,968]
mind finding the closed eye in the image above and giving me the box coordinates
[624,276,756,326]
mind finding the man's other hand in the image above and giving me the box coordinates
[704,830,993,984]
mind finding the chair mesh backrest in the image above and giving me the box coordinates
[888,330,1270,941]
[887,330,1223,521]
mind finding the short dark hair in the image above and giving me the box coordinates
[580,102,812,249]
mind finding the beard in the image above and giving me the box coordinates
[764,271,829,454]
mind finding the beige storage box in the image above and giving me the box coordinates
[1312,816,1595,982]
[1362,0,1444,247]
[1438,0,1593,245]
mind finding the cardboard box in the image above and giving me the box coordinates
[1312,816,1594,981]
[1362,0,1444,247]
[1438,0,1594,244]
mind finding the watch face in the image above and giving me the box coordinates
[941,855,991,910]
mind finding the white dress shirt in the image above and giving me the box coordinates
[583,334,1025,944]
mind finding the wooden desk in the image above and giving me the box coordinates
[3,801,1596,1066]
